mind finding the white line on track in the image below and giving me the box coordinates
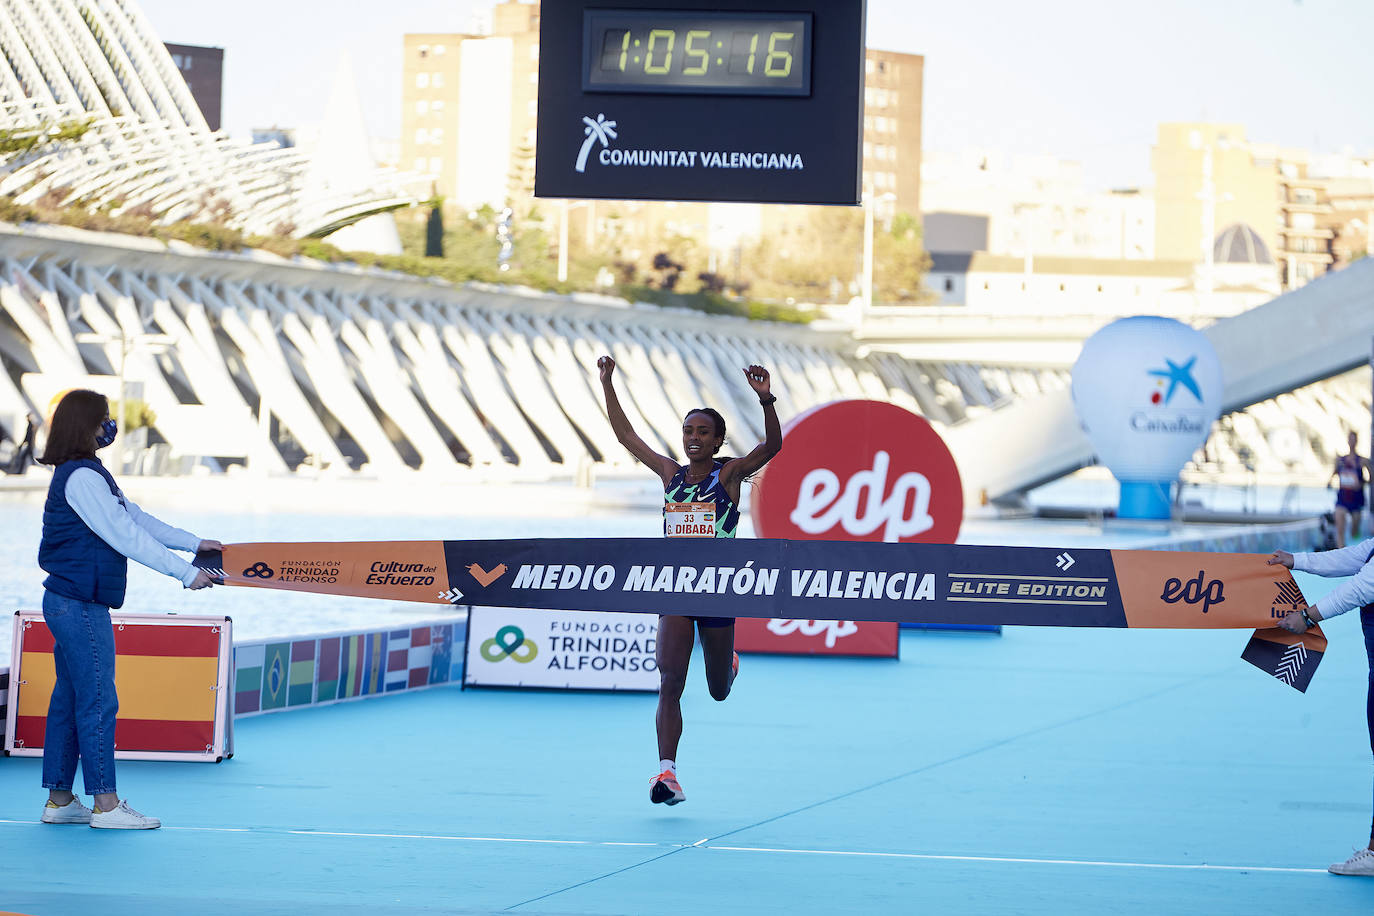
[0,820,1331,873]
[707,845,1328,874]
[288,830,597,845]
[286,830,696,850]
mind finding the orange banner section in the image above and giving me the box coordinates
[1110,550,1306,629]
[217,541,451,604]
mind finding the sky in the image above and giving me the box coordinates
[137,0,1374,191]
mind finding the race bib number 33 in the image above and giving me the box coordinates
[665,502,716,538]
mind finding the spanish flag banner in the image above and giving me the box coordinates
[4,611,233,762]
[196,538,1326,691]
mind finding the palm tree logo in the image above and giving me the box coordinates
[575,113,617,173]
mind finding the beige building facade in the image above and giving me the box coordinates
[757,48,923,250]
[1153,123,1371,290]
[401,2,540,210]
[863,49,923,218]
[1152,123,1277,267]
[921,150,1155,260]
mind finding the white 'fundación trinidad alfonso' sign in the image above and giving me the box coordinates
[464,606,659,692]
[574,113,805,175]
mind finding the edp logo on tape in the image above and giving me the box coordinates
[1160,571,1225,614]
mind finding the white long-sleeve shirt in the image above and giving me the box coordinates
[1292,536,1374,621]
[65,467,201,587]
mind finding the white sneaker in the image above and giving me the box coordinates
[1328,847,1374,876]
[90,800,161,830]
[41,797,92,825]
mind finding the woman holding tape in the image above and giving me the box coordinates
[597,355,782,806]
[1270,539,1374,876]
[35,389,220,830]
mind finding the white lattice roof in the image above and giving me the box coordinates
[0,0,415,238]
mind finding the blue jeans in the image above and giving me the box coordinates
[41,591,118,795]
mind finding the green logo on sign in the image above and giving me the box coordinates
[480,625,538,663]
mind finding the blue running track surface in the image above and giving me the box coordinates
[2,578,1372,914]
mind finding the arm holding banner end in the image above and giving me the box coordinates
[1269,543,1374,629]
[1266,550,1324,633]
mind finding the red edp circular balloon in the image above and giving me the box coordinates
[751,399,963,543]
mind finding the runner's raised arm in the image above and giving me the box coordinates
[598,355,677,485]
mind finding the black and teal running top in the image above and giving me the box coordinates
[663,460,739,539]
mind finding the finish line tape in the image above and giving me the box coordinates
[196,538,1326,691]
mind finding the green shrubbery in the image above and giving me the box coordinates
[0,195,817,324]
[623,285,812,325]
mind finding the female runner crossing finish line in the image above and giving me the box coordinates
[598,354,781,806]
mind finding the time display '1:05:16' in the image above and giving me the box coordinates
[587,16,809,94]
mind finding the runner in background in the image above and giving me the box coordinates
[1269,540,1374,876]
[597,355,782,805]
[1330,431,1370,548]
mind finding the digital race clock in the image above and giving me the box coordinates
[583,11,812,95]
[537,0,865,205]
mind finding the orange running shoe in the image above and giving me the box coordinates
[650,769,686,805]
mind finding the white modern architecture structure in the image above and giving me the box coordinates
[1,223,1370,512]
[0,0,414,239]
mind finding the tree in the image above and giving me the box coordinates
[874,212,933,302]
[697,272,727,294]
[113,398,157,431]
[651,251,684,290]
[424,195,444,258]
[736,207,932,304]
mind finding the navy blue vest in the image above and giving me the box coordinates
[39,459,129,609]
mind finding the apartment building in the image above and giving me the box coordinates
[1153,123,1371,290]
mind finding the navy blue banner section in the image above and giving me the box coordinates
[436,538,1130,627]
[1239,634,1322,693]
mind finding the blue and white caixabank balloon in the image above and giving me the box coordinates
[1071,316,1223,519]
